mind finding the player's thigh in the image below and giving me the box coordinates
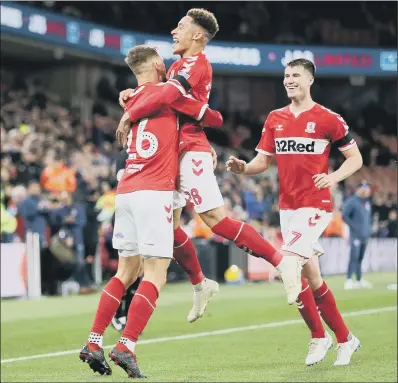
[172,190,186,214]
[279,210,295,242]
[172,206,182,229]
[179,151,224,214]
[281,208,332,258]
[112,193,139,254]
[134,190,174,259]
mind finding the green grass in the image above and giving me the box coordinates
[1,272,397,382]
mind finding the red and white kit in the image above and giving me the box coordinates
[256,103,356,258]
[114,81,216,258]
[114,83,178,258]
[168,52,224,213]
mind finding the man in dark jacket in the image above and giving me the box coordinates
[52,191,94,292]
[342,181,372,289]
[17,181,50,247]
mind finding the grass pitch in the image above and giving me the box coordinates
[1,272,397,382]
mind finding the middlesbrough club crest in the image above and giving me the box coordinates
[305,122,316,134]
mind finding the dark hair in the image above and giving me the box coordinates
[187,8,219,41]
[287,58,316,76]
[54,152,65,162]
[124,45,160,74]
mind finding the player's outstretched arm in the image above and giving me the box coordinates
[313,145,363,189]
[126,77,191,122]
[171,96,223,128]
[226,153,272,175]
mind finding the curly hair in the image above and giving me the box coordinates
[187,8,219,41]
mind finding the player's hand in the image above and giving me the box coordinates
[116,113,130,147]
[210,146,217,169]
[119,88,135,108]
[226,156,247,174]
[313,173,337,189]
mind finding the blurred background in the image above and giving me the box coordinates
[1,1,397,298]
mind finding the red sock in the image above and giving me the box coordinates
[297,278,325,338]
[211,217,282,267]
[314,281,350,343]
[122,281,159,342]
[173,226,204,285]
[91,277,125,335]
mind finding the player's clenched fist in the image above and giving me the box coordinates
[226,156,247,174]
[119,88,135,108]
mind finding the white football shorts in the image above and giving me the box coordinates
[173,151,224,213]
[112,190,174,258]
[280,208,332,259]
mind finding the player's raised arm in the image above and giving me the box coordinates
[121,45,192,123]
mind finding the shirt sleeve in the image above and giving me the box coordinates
[255,116,275,155]
[126,81,187,122]
[177,56,207,89]
[170,95,209,121]
[328,113,356,152]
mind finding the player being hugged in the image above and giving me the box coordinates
[120,8,304,321]
[79,45,223,378]
[226,59,363,367]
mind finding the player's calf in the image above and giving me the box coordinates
[111,258,170,378]
[204,213,302,304]
[111,277,142,332]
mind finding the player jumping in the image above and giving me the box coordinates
[110,150,142,333]
[79,45,223,378]
[119,9,303,319]
[226,58,363,367]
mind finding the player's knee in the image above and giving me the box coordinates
[115,251,142,287]
[143,258,170,291]
[305,271,323,291]
[200,206,226,228]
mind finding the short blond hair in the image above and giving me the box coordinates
[125,45,160,74]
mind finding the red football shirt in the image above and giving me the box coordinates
[167,52,213,153]
[117,83,179,194]
[256,103,356,211]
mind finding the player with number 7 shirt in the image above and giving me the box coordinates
[226,58,363,367]
[79,45,224,379]
[119,8,304,323]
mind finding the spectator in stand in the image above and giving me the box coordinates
[17,181,52,248]
[0,188,17,243]
[51,191,94,293]
[40,152,77,193]
[13,147,43,185]
[342,182,373,290]
[387,209,398,238]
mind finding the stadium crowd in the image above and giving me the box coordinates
[34,1,397,47]
[1,67,397,294]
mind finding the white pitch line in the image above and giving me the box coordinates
[1,306,396,364]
